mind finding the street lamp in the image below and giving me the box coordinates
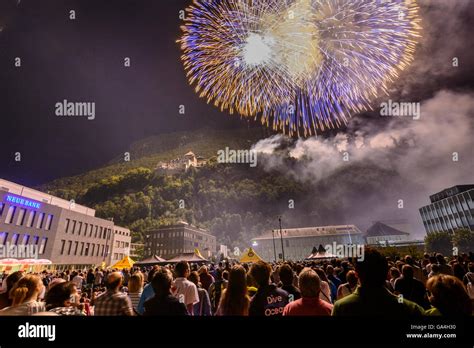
[271,229,277,262]
[279,216,285,262]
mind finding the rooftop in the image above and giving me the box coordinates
[429,185,474,203]
[253,225,363,241]
[366,221,409,237]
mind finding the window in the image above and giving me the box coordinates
[97,245,100,256]
[0,232,8,245]
[71,220,76,234]
[5,206,17,224]
[67,241,72,255]
[45,214,53,230]
[84,223,88,236]
[85,243,89,256]
[80,242,84,256]
[11,233,20,245]
[65,219,70,233]
[22,234,30,245]
[36,213,45,229]
[101,245,104,256]
[0,203,4,216]
[27,211,37,228]
[16,208,26,226]
[33,235,39,245]
[95,225,98,238]
[99,227,103,239]
[74,241,79,255]
[89,224,93,237]
[39,237,48,254]
[60,240,65,255]
[91,244,95,256]
[77,222,82,234]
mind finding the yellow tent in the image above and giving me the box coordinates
[240,248,263,263]
[111,256,135,270]
[194,248,204,258]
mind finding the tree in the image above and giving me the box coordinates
[424,231,453,255]
[452,229,474,254]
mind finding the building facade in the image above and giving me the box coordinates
[0,179,131,268]
[419,185,474,234]
[251,225,365,262]
[145,222,216,259]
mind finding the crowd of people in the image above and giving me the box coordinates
[0,248,473,317]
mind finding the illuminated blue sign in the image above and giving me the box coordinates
[5,195,41,209]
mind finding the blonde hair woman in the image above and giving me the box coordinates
[0,274,45,315]
[128,272,144,313]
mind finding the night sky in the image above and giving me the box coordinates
[0,0,473,196]
[0,0,250,186]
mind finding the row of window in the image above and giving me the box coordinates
[115,229,129,236]
[0,203,53,231]
[115,240,130,248]
[65,219,112,239]
[151,231,214,242]
[59,239,109,258]
[113,253,125,260]
[0,232,48,254]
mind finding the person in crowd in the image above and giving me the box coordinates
[404,255,426,284]
[283,268,333,316]
[388,267,401,291]
[249,261,289,316]
[338,261,351,284]
[0,274,45,315]
[94,268,104,288]
[143,267,188,316]
[208,268,228,314]
[188,271,211,316]
[332,248,425,317]
[463,262,474,286]
[394,265,429,309]
[337,270,358,300]
[172,261,199,315]
[216,265,250,316]
[425,274,472,316]
[428,263,441,278]
[326,265,341,300]
[452,262,466,282]
[0,271,23,310]
[86,269,95,289]
[44,281,84,315]
[314,268,332,303]
[137,266,160,315]
[198,266,214,292]
[279,264,301,301]
[128,272,144,313]
[72,272,84,291]
[436,254,453,275]
[93,272,134,316]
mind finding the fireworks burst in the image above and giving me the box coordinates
[179,0,422,136]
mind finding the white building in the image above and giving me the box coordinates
[251,225,365,262]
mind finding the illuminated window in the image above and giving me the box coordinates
[27,211,37,228]
[5,206,17,224]
[39,237,48,254]
[45,214,53,230]
[0,232,8,245]
[16,208,26,226]
[11,233,20,245]
[36,213,45,229]
[22,234,30,245]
